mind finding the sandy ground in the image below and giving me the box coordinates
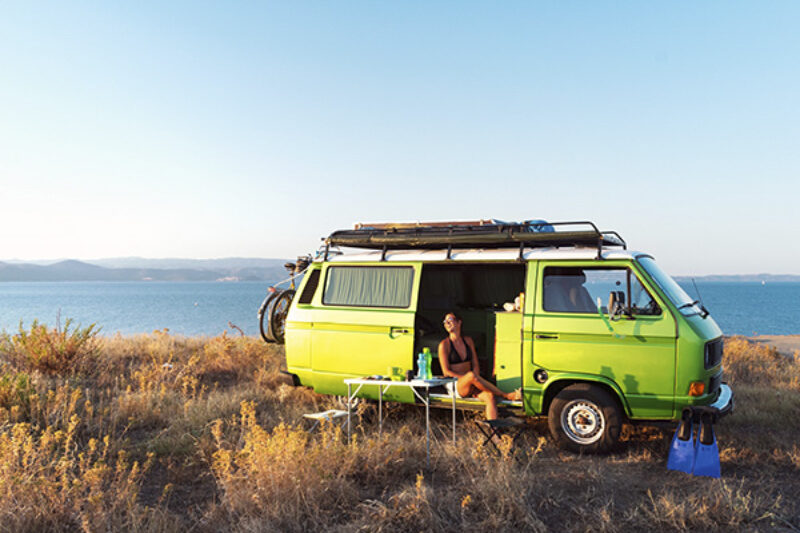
[748,334,800,357]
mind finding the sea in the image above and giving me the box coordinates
[0,281,798,337]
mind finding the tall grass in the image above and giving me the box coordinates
[0,325,797,532]
[0,420,153,531]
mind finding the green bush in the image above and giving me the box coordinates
[1,319,100,376]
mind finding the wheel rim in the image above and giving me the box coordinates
[561,399,605,445]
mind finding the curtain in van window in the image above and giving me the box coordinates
[323,266,413,308]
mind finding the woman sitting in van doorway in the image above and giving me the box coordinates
[438,312,522,420]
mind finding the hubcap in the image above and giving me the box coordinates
[561,400,605,445]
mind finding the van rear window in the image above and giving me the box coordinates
[323,266,413,308]
[297,269,321,304]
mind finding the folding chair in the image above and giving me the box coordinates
[475,416,526,454]
[303,409,348,432]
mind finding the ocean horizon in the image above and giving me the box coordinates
[0,280,798,337]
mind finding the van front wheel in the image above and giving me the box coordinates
[547,384,622,453]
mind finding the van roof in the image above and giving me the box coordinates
[320,247,644,263]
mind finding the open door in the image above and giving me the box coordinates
[416,262,526,387]
[494,310,523,391]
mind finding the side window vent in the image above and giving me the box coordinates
[298,269,321,304]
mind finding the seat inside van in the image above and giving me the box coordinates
[415,263,525,382]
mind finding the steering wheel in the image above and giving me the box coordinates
[638,299,660,315]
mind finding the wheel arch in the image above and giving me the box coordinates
[541,376,631,419]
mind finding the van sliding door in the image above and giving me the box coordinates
[310,263,420,399]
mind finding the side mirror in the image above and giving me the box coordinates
[608,291,627,321]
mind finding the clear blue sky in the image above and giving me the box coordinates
[1,2,797,275]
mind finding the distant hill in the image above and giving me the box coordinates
[0,258,292,282]
[86,257,290,270]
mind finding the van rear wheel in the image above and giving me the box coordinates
[547,383,622,453]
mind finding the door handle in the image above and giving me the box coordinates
[535,333,559,340]
[390,327,410,335]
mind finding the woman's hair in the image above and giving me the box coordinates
[445,311,462,322]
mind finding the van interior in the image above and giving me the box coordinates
[415,263,525,392]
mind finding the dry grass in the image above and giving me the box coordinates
[0,325,798,532]
[723,335,800,390]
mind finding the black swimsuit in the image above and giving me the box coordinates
[447,337,473,366]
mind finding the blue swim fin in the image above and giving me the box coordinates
[667,408,695,474]
[692,412,721,478]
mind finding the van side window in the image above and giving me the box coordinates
[323,266,414,308]
[297,269,321,304]
[543,267,660,315]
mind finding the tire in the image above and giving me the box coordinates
[269,290,295,345]
[258,291,280,343]
[547,383,623,454]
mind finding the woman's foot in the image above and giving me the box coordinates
[505,388,522,401]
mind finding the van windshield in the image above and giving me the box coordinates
[637,256,700,315]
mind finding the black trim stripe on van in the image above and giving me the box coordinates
[298,269,321,304]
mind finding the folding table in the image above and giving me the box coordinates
[344,377,457,468]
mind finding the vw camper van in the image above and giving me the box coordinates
[276,220,733,452]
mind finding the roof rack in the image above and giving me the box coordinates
[323,219,626,261]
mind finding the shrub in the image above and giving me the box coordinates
[1,319,100,376]
[198,333,269,385]
[0,371,36,422]
[210,401,428,531]
[724,336,800,389]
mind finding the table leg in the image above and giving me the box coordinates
[378,385,383,438]
[452,387,456,444]
[347,382,352,445]
[425,387,430,469]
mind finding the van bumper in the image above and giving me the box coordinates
[695,383,734,420]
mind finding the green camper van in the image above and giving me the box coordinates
[271,220,733,452]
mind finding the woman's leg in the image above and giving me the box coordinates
[477,391,498,420]
[456,374,478,397]
[458,371,520,400]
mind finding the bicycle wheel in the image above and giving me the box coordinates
[258,290,280,343]
[269,289,295,344]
